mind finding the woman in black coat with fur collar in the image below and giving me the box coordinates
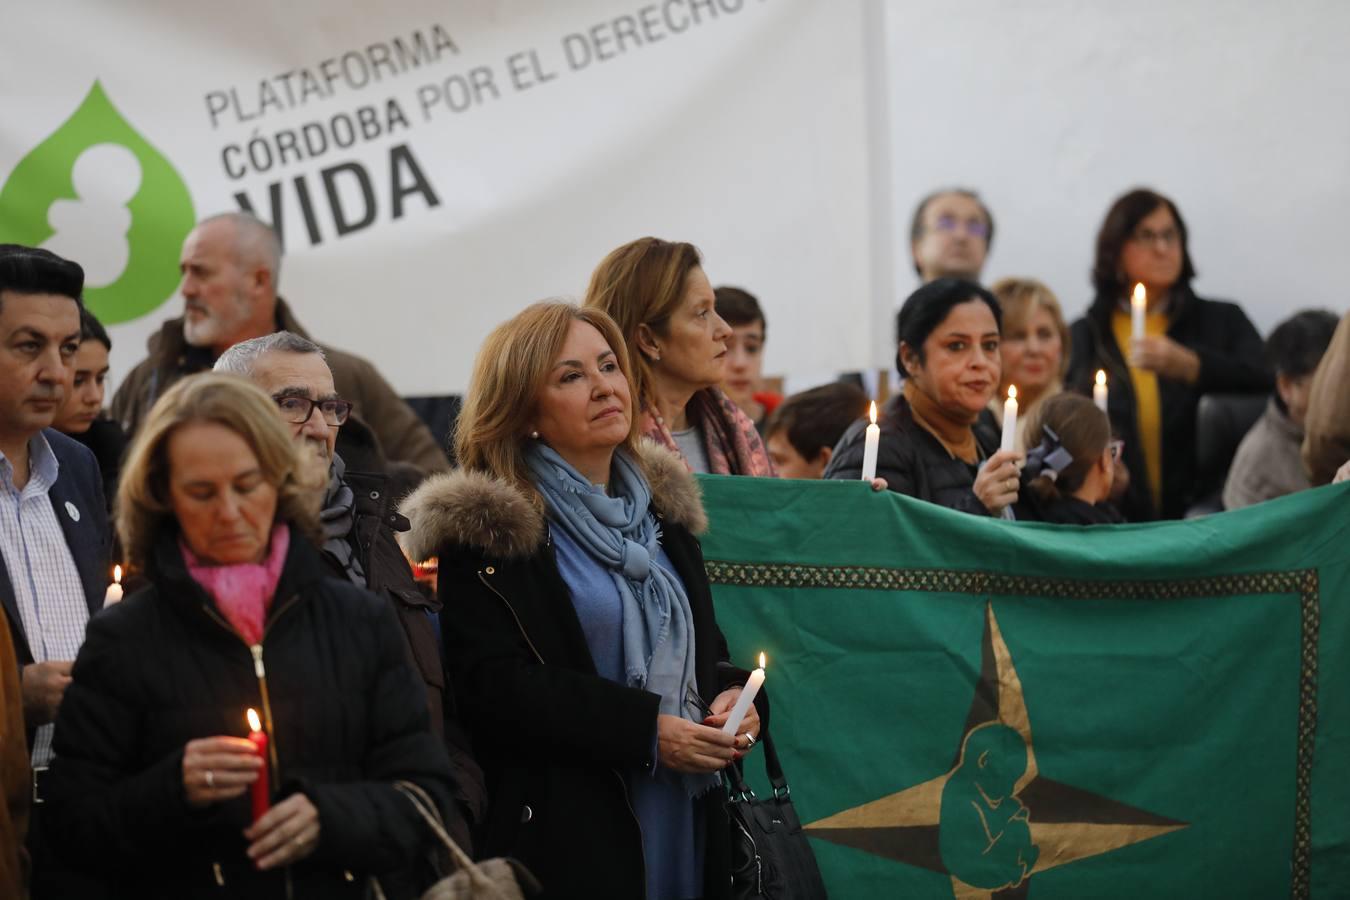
[402,302,764,900]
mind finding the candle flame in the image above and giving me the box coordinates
[868,401,877,425]
[1007,385,1017,401]
[758,652,766,669]
[247,708,261,732]
[1132,283,1146,305]
[113,564,122,584]
[1095,370,1107,387]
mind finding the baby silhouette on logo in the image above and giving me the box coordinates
[939,722,1040,891]
[42,143,141,287]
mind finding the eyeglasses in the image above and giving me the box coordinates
[273,395,353,426]
[1108,439,1125,461]
[929,215,990,240]
[1130,227,1179,248]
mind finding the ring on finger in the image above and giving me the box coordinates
[205,769,214,789]
[745,733,756,748]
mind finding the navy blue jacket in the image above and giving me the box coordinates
[0,428,111,667]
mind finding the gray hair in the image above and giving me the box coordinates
[213,331,325,377]
[199,211,284,288]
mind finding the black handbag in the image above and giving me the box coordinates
[724,728,829,900]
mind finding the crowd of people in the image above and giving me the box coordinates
[0,182,1347,898]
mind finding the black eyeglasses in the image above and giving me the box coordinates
[273,395,353,426]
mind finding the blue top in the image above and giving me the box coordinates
[551,524,705,900]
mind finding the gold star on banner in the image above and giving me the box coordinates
[806,602,1188,899]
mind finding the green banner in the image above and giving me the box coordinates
[699,475,1350,899]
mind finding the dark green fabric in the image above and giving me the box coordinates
[699,475,1350,899]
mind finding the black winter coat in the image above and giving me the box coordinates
[1066,286,1271,520]
[823,394,1000,515]
[45,527,457,899]
[332,420,487,843]
[400,443,761,900]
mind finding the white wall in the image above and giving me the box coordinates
[884,0,1350,351]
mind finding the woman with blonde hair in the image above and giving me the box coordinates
[401,301,762,899]
[46,374,455,899]
[583,237,774,475]
[990,277,1070,451]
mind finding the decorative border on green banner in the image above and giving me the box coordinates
[704,562,1320,900]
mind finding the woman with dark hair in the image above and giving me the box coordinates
[825,278,1022,516]
[52,306,125,512]
[584,238,774,476]
[400,302,762,899]
[1014,393,1123,525]
[1066,188,1271,520]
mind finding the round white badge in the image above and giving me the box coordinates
[64,501,80,522]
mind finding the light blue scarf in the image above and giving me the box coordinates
[525,444,704,726]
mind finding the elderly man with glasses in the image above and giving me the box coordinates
[214,331,486,850]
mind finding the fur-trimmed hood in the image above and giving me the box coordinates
[399,440,707,562]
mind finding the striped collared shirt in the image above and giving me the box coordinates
[0,433,89,767]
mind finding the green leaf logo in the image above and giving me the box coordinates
[0,81,194,324]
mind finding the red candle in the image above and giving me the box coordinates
[246,708,270,822]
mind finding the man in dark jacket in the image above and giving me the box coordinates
[0,245,113,898]
[215,332,485,845]
[110,212,448,476]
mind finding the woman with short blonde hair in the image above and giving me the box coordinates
[990,277,1070,451]
[115,374,321,567]
[584,237,774,476]
[49,373,455,898]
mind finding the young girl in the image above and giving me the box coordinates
[1015,393,1124,525]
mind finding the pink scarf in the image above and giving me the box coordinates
[641,387,776,477]
[182,525,290,645]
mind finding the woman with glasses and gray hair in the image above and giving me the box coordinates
[401,301,764,899]
[1066,188,1271,521]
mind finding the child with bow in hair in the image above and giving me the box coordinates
[1014,393,1125,525]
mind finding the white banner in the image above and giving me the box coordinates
[0,0,879,395]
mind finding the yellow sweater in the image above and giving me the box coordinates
[1112,308,1170,512]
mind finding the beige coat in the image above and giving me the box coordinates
[1223,399,1309,510]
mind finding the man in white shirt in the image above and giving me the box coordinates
[0,244,111,897]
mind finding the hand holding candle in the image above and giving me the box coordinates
[722,653,766,737]
[1131,283,1147,347]
[1000,386,1018,453]
[246,708,270,822]
[860,401,880,482]
[103,565,123,607]
[1093,370,1108,413]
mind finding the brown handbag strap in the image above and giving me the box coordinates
[392,780,479,873]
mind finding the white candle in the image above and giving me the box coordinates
[860,401,880,482]
[722,653,766,736]
[1131,283,1147,343]
[1093,370,1108,413]
[1000,386,1018,453]
[104,564,123,607]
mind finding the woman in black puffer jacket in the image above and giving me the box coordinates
[45,375,455,899]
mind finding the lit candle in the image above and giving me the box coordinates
[103,565,123,607]
[1131,283,1147,343]
[721,653,766,736]
[1000,386,1018,453]
[246,708,270,822]
[1093,370,1109,413]
[859,401,880,482]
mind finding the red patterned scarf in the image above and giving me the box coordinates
[641,388,776,477]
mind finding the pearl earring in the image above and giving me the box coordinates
[530,430,540,440]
